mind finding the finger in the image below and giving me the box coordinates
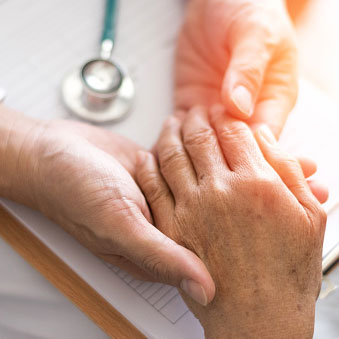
[156,116,197,196]
[210,105,264,172]
[291,157,326,202]
[221,27,274,119]
[307,180,329,204]
[182,106,228,180]
[121,217,215,306]
[255,125,318,208]
[249,127,317,178]
[134,151,215,305]
[248,50,298,137]
[297,156,317,178]
[173,109,187,122]
[136,151,174,229]
[150,111,186,156]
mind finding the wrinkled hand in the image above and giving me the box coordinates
[176,0,298,136]
[136,107,327,338]
[1,109,214,303]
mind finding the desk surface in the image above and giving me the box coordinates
[0,205,145,339]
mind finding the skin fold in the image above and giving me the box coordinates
[136,106,327,338]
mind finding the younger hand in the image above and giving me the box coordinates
[176,0,298,136]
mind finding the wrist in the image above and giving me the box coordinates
[0,105,45,206]
[199,294,315,339]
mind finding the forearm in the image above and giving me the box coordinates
[0,105,43,206]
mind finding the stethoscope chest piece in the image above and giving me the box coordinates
[61,0,134,123]
[62,60,134,123]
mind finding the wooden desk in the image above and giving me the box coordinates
[0,205,145,339]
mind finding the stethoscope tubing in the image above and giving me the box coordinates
[102,0,118,45]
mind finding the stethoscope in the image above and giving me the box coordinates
[62,0,135,123]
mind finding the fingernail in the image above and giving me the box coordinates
[231,85,253,117]
[258,125,277,145]
[180,279,208,306]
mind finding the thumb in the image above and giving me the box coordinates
[221,30,272,119]
[118,212,215,306]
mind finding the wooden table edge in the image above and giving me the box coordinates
[0,204,146,339]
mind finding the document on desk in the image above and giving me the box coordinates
[0,1,339,338]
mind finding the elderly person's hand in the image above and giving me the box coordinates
[136,107,327,338]
[0,106,214,305]
[176,0,298,136]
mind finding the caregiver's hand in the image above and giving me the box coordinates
[0,106,214,305]
[136,107,326,338]
[176,0,298,136]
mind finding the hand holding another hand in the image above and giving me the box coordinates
[0,107,214,303]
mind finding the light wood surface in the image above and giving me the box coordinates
[0,204,145,339]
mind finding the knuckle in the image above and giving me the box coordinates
[311,204,327,230]
[141,254,166,281]
[109,197,136,220]
[278,153,301,173]
[218,120,249,142]
[210,177,228,195]
[235,63,264,88]
[177,185,198,206]
[250,174,277,192]
[303,199,327,237]
[141,175,168,206]
[320,208,328,226]
[198,178,230,211]
[318,209,328,234]
[237,172,279,204]
[141,247,173,283]
[184,127,215,148]
[160,146,185,171]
